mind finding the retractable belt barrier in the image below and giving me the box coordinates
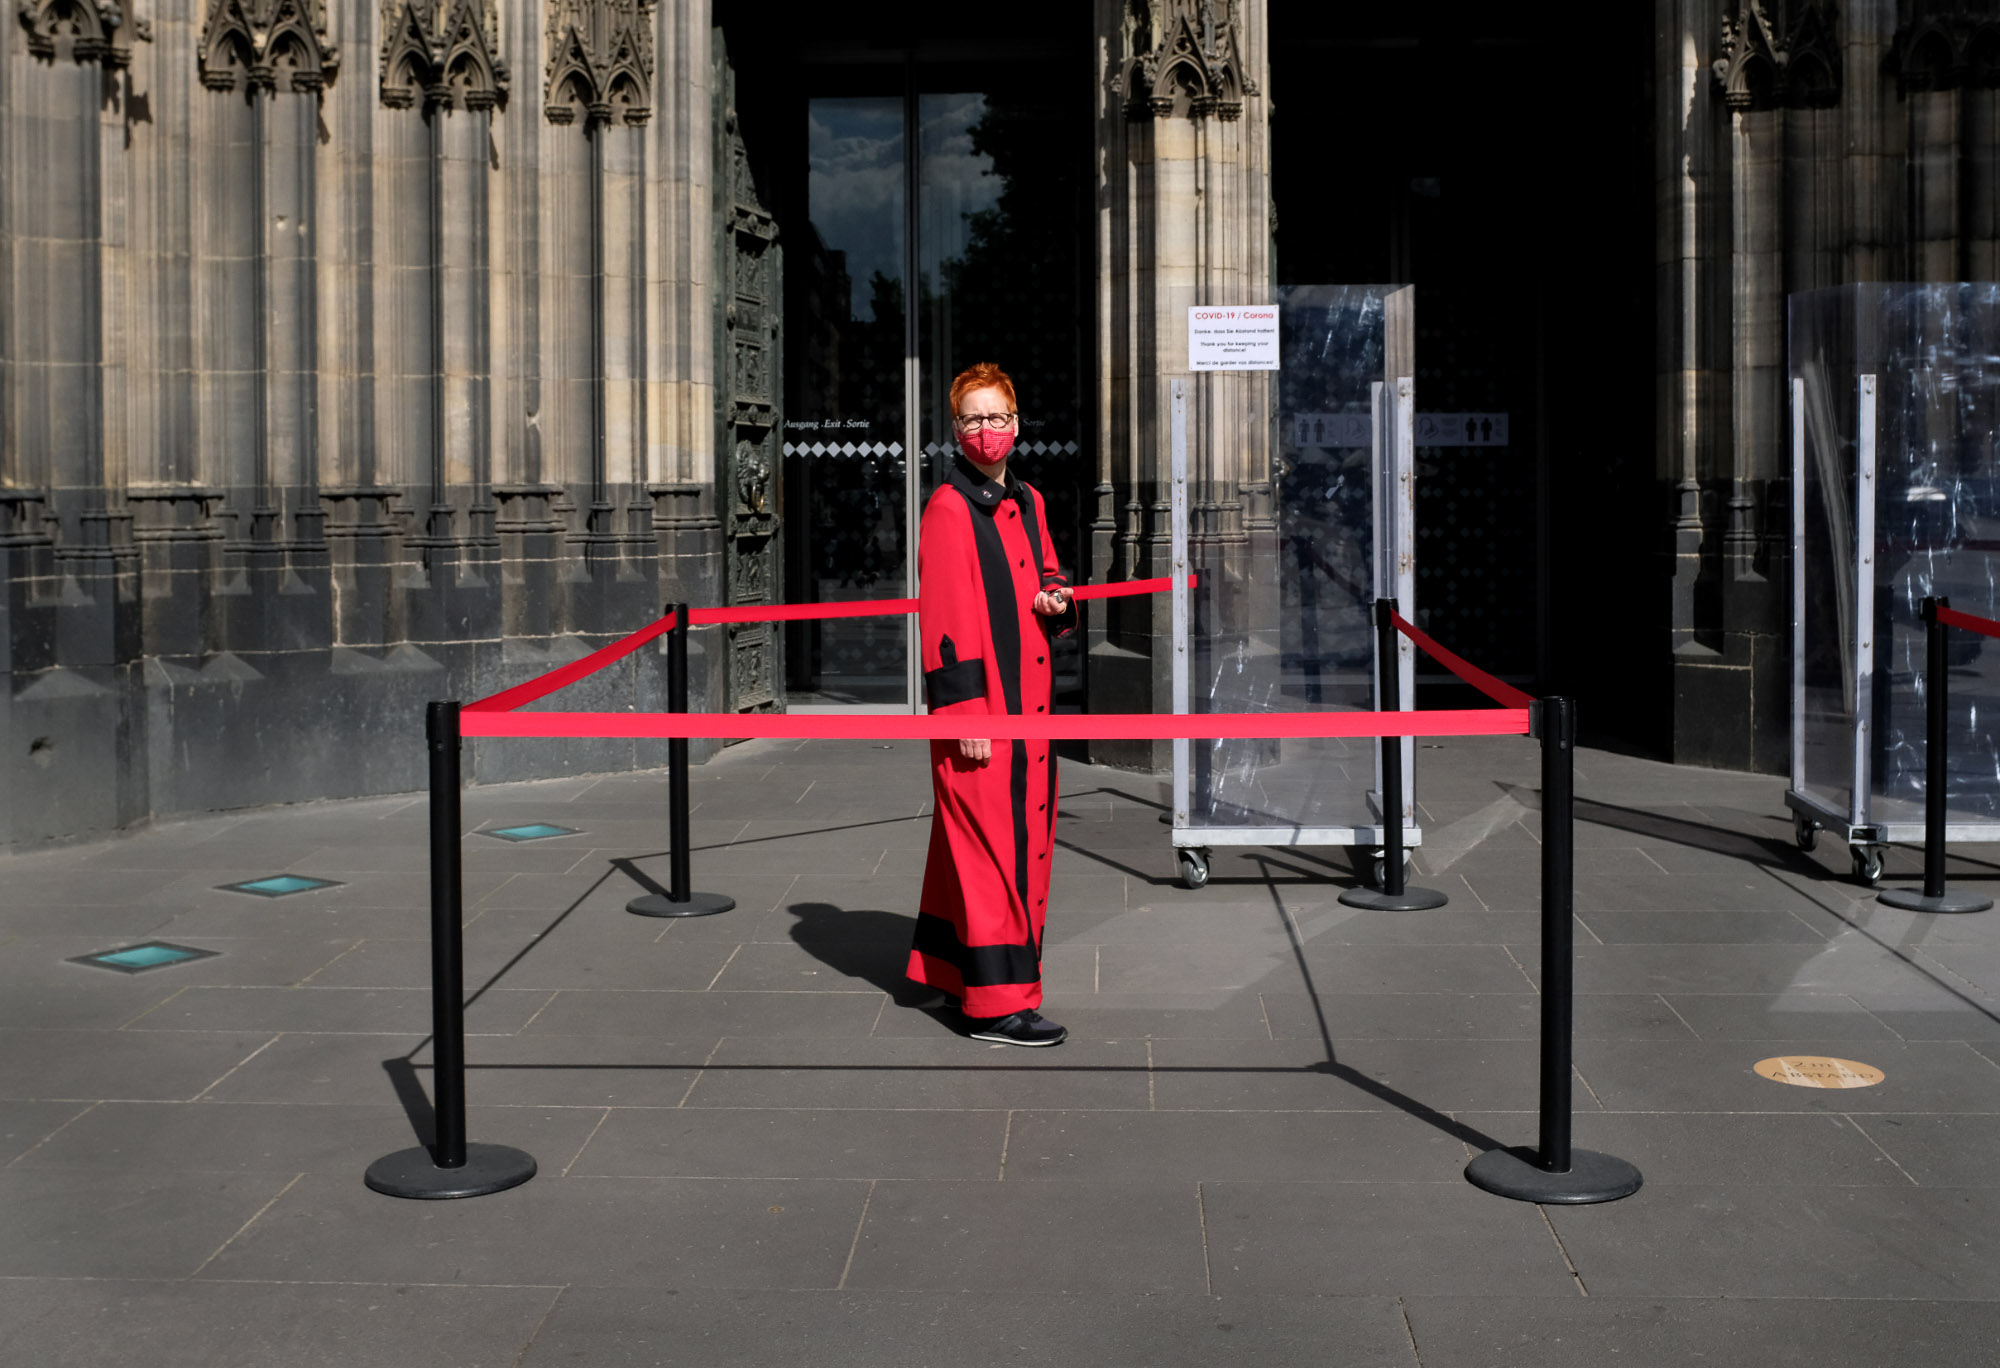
[1936,603,2000,642]
[463,574,1197,717]
[1878,597,1997,916]
[366,581,1641,1209]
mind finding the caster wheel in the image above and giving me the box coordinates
[1851,846,1884,885]
[1178,848,1210,890]
[1793,814,1818,852]
[1370,851,1415,889]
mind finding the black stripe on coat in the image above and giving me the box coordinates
[925,634,986,709]
[912,912,1041,987]
[946,456,1031,915]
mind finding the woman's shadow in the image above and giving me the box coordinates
[786,901,957,1014]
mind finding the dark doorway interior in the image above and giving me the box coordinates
[1271,2,1663,756]
[722,3,1095,709]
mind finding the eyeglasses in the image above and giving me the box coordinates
[953,411,1018,432]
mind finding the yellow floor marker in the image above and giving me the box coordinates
[1753,1056,1885,1089]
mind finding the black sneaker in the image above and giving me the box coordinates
[966,1010,1067,1047]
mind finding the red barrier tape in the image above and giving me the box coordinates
[465,611,679,715]
[675,575,1193,628]
[466,575,1198,713]
[1389,611,1536,709]
[461,707,1532,741]
[1070,574,1190,604]
[1938,605,2000,642]
[691,599,913,625]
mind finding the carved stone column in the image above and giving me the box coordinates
[378,0,511,646]
[1884,2,2000,278]
[541,0,659,645]
[1091,0,1272,770]
[1663,0,1843,771]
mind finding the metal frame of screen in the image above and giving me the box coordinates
[1170,285,1422,862]
[1785,283,2000,880]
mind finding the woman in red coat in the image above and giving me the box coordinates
[906,362,1075,1046]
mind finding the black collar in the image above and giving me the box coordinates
[948,453,1021,512]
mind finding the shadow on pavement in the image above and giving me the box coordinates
[784,901,918,999]
[1252,854,1505,1154]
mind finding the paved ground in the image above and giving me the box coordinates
[6,732,2000,1366]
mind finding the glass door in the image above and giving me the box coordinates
[784,79,1085,710]
[915,91,1085,649]
[785,96,912,707]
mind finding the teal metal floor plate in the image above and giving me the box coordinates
[70,941,221,974]
[218,875,343,898]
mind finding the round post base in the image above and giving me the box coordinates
[1338,885,1449,911]
[365,1142,537,1200]
[1878,887,1993,914]
[628,891,736,918]
[1465,1146,1642,1205]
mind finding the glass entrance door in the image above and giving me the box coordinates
[786,96,912,707]
[785,79,1085,710]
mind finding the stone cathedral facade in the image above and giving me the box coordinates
[1662,0,2000,768]
[1,0,780,845]
[2,0,1997,847]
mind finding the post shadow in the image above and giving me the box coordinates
[1250,854,1504,1154]
[380,1055,436,1149]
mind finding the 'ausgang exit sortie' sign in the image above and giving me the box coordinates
[1188,305,1280,371]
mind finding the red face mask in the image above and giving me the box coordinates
[959,426,1016,465]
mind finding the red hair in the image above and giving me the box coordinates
[949,362,1017,415]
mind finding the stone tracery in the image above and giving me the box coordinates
[1713,0,1843,111]
[1885,0,2000,94]
[1123,0,1257,121]
[543,0,653,127]
[379,0,509,112]
[17,0,133,67]
[196,0,340,94]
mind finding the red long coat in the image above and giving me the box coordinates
[906,455,1073,1019]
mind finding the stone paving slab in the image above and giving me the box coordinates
[1398,1297,2000,1368]
[1546,1184,2000,1299]
[841,1177,1209,1294]
[199,1172,871,1290]
[567,1107,1011,1182]
[0,1280,564,1368]
[8,733,2000,1363]
[1202,1180,1577,1298]
[513,1289,1422,1368]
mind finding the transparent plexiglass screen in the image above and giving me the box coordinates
[1795,284,2000,825]
[1189,285,1406,831]
[1870,286,2000,822]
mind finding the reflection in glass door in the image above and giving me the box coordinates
[787,96,911,706]
[785,83,1084,710]
[916,92,1084,601]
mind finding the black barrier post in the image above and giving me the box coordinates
[1880,597,1993,914]
[1466,696,1641,1204]
[629,604,736,918]
[366,701,538,1200]
[1340,597,1448,911]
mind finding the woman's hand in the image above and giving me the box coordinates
[1033,586,1070,616]
[958,737,991,764]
